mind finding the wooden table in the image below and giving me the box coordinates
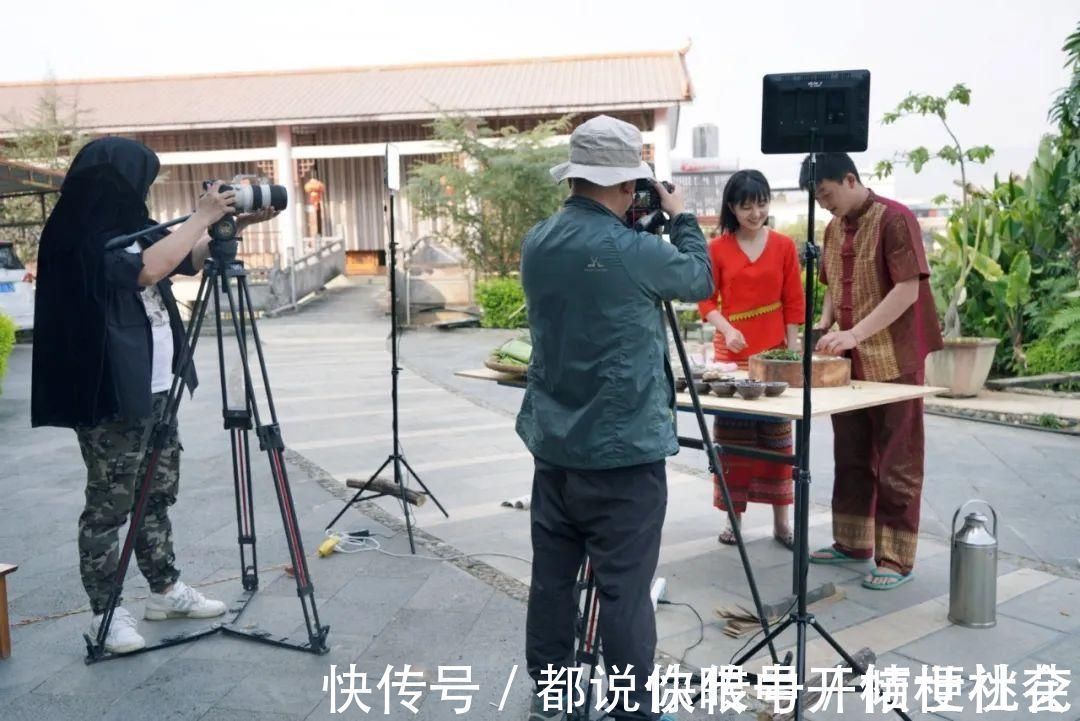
[457,365,948,649]
[455,367,946,419]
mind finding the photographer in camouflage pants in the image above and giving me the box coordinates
[32,138,275,653]
[75,393,182,624]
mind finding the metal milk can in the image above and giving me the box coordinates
[949,500,999,628]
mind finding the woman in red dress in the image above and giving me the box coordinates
[698,170,806,549]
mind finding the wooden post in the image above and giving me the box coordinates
[0,563,17,659]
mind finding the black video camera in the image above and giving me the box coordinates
[201,177,289,242]
[627,178,674,235]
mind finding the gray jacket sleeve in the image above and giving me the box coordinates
[618,213,714,302]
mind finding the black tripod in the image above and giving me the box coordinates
[86,228,329,663]
[325,186,448,553]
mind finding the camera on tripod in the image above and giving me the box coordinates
[627,178,675,235]
[201,176,289,242]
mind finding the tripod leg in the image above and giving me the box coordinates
[87,271,215,660]
[230,422,258,590]
[400,456,449,518]
[393,453,418,554]
[808,619,913,721]
[325,457,390,530]
[210,271,260,592]
[222,270,328,653]
[574,560,601,721]
[663,301,779,664]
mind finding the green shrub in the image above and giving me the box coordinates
[1023,338,1080,376]
[0,312,16,397]
[475,277,527,329]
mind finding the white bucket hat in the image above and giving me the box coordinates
[550,115,655,186]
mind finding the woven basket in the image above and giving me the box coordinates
[484,356,528,376]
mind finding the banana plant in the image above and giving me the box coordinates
[989,249,1032,367]
[932,198,1003,339]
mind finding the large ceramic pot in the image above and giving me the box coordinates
[925,338,1000,398]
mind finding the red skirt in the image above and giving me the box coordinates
[712,414,794,513]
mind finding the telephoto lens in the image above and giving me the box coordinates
[229,183,288,213]
[203,180,288,213]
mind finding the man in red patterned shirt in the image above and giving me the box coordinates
[800,152,943,591]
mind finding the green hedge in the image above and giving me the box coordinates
[475,277,528,329]
[1024,339,1080,376]
[0,312,15,397]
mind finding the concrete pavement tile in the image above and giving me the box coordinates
[96,658,255,721]
[300,574,430,641]
[358,607,486,670]
[213,637,374,718]
[3,619,139,696]
[999,578,1080,634]
[403,563,495,612]
[655,619,762,671]
[1028,631,1080,670]
[0,692,115,721]
[359,548,464,580]
[257,557,375,602]
[197,709,295,721]
[800,595,883,637]
[7,576,92,623]
[32,636,189,699]
[895,614,1061,670]
[1024,633,1080,717]
[455,591,525,657]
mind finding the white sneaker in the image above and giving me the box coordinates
[144,581,227,620]
[89,607,146,654]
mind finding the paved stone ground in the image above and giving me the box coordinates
[2,277,1077,721]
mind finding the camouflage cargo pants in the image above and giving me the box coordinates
[75,392,181,614]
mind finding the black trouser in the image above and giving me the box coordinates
[526,456,667,721]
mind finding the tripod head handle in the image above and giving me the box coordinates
[104,214,192,251]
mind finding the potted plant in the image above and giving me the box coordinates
[875,84,1002,397]
[923,198,1003,397]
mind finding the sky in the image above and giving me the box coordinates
[1,0,1075,202]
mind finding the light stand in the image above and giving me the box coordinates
[325,144,448,553]
[726,69,912,721]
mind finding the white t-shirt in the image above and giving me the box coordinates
[125,243,175,393]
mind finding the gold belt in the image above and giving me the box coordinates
[728,301,782,322]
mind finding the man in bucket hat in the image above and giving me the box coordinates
[517,115,713,721]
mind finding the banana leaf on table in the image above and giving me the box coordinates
[485,335,531,375]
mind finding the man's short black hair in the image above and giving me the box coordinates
[799,153,861,191]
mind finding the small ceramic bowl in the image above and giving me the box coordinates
[764,381,789,397]
[734,380,766,400]
[708,378,737,397]
[674,377,688,392]
[691,380,711,395]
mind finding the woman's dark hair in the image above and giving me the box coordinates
[718,169,771,234]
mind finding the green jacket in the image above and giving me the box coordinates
[515,195,713,470]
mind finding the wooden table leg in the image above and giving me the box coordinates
[0,563,17,660]
[0,575,10,659]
